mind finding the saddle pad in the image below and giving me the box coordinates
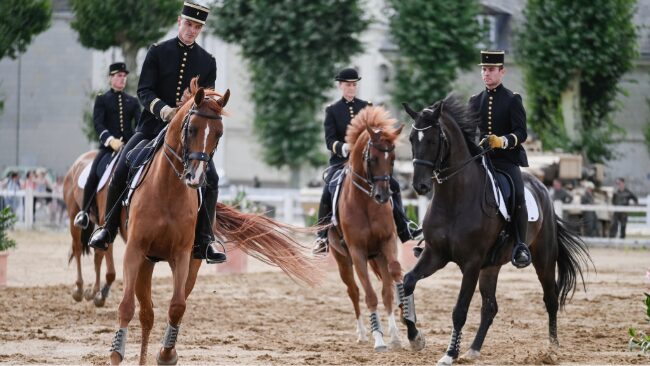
[482,157,539,222]
[77,154,118,191]
[330,168,347,227]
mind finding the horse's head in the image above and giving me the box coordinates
[403,101,446,195]
[174,79,230,188]
[359,123,404,204]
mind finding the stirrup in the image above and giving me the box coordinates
[312,237,329,257]
[511,242,532,268]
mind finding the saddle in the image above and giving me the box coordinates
[481,156,539,222]
[77,152,118,191]
[124,127,168,206]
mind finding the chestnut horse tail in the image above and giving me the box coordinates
[369,259,382,281]
[214,203,324,287]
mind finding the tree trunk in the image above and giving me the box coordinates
[561,75,581,142]
[121,42,139,95]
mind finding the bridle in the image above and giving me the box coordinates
[412,105,491,184]
[349,138,395,197]
[163,100,222,180]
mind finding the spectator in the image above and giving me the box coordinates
[550,179,573,203]
[4,171,23,218]
[580,181,598,237]
[609,177,638,239]
[23,170,37,191]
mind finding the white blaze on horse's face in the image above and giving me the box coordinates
[202,125,210,154]
[418,131,424,142]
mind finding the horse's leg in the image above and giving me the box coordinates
[464,266,501,360]
[85,249,104,301]
[95,244,116,307]
[109,243,146,365]
[374,254,402,349]
[184,258,203,299]
[350,248,386,351]
[332,249,366,342]
[135,260,155,365]
[533,247,560,347]
[401,246,448,350]
[157,251,191,365]
[437,264,481,366]
[71,232,84,302]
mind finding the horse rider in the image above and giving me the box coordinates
[312,68,422,256]
[74,62,139,230]
[89,1,227,264]
[469,50,531,268]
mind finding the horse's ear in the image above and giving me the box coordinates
[194,87,205,106]
[366,124,381,141]
[217,89,230,108]
[395,123,404,136]
[402,103,418,120]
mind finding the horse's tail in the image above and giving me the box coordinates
[369,259,382,281]
[214,203,324,287]
[555,216,593,308]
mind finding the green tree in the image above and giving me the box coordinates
[516,0,637,163]
[0,0,52,60]
[69,0,181,93]
[388,0,484,110]
[211,0,368,187]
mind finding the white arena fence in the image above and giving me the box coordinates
[1,188,648,248]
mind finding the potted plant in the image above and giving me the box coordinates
[0,207,17,287]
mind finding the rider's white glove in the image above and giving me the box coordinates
[341,143,350,158]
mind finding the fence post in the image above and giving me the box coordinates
[646,194,650,227]
[25,189,34,229]
[283,193,294,224]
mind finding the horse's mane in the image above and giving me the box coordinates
[345,105,400,146]
[177,77,227,116]
[437,93,482,156]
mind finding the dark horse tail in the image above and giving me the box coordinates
[214,202,323,287]
[555,216,593,308]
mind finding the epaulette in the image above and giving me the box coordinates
[367,101,373,105]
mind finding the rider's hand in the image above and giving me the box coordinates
[487,134,507,149]
[341,143,350,158]
[160,105,178,123]
[108,138,124,151]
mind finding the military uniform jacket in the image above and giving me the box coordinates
[136,37,217,136]
[468,84,528,167]
[324,97,371,165]
[612,188,638,206]
[94,89,140,149]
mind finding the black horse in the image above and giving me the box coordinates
[398,94,592,365]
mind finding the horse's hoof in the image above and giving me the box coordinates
[374,344,388,352]
[389,338,402,350]
[156,348,178,365]
[462,349,480,360]
[357,335,368,343]
[93,293,106,307]
[72,287,83,302]
[409,330,425,351]
[437,354,454,366]
[109,351,122,365]
[83,288,96,301]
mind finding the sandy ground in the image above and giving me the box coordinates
[1,230,650,365]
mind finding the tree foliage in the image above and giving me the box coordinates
[0,0,51,60]
[211,0,368,180]
[69,0,181,92]
[388,0,484,110]
[516,0,637,163]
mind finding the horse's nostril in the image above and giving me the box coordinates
[375,194,382,202]
[185,172,192,180]
[419,183,428,192]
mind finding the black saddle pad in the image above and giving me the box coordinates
[125,126,168,170]
[95,151,114,179]
[327,168,345,197]
[495,170,515,215]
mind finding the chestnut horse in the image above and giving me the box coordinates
[400,95,592,365]
[327,106,405,351]
[108,78,320,365]
[63,151,125,307]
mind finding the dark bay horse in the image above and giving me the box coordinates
[108,78,320,365]
[399,95,592,365]
[63,151,125,306]
[328,106,405,351]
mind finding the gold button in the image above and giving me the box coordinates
[182,58,186,62]
[489,96,493,100]
[180,69,184,73]
[181,63,185,67]
[178,81,182,85]
[184,52,187,56]
[177,87,180,90]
